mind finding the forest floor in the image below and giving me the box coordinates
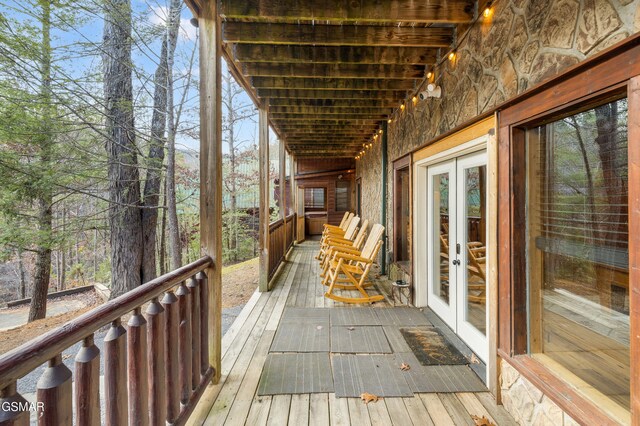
[0,257,259,355]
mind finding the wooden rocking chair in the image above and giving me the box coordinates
[318,219,368,264]
[319,220,369,274]
[323,224,385,304]
[316,216,360,260]
[322,212,353,235]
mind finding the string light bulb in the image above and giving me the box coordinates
[400,103,405,111]
[448,51,456,61]
[378,129,383,135]
[388,118,392,124]
[483,1,493,18]
[427,71,433,79]
[412,96,418,104]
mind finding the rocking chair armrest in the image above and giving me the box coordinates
[328,246,362,256]
[326,236,354,245]
[334,252,371,264]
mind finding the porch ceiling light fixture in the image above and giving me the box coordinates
[483,1,494,18]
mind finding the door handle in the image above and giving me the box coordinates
[452,259,461,266]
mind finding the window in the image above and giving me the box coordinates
[526,98,629,411]
[304,187,326,211]
[335,181,350,212]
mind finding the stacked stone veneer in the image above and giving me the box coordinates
[501,360,582,425]
[357,0,640,258]
[356,0,640,423]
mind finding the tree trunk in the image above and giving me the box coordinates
[159,177,167,276]
[28,0,53,322]
[18,248,26,299]
[60,206,66,291]
[103,0,143,298]
[166,0,183,271]
[141,36,169,283]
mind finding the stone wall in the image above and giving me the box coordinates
[356,0,640,257]
[501,360,580,425]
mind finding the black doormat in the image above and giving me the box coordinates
[400,327,468,366]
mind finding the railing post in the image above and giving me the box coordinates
[259,102,270,292]
[198,0,222,384]
[75,335,101,426]
[0,382,29,425]
[198,271,209,377]
[146,298,166,425]
[127,308,149,426]
[176,282,192,405]
[161,291,180,423]
[104,320,127,426]
[187,276,201,388]
[36,356,72,426]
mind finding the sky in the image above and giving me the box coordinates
[0,0,278,155]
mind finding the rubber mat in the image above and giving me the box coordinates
[257,353,334,395]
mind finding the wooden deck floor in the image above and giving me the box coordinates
[188,242,516,426]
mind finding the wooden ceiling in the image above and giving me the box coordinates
[211,0,477,158]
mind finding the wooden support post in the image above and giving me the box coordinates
[198,0,222,384]
[280,139,287,256]
[259,103,270,292]
[628,76,640,426]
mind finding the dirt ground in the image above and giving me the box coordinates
[0,258,259,355]
[221,257,259,308]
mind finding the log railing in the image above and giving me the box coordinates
[268,213,296,279]
[0,256,214,426]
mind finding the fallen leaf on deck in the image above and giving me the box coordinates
[470,354,480,364]
[347,326,355,331]
[316,325,323,330]
[360,392,379,404]
[472,415,496,426]
[400,363,411,371]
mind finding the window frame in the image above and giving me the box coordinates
[497,38,640,425]
[304,187,327,211]
[393,155,412,264]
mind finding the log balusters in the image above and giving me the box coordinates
[198,271,210,377]
[0,257,213,426]
[146,297,166,425]
[187,277,201,389]
[75,336,101,425]
[36,354,72,425]
[162,290,180,423]
[104,320,127,425]
[176,282,192,406]
[127,308,148,426]
[0,382,29,425]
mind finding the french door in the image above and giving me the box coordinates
[427,151,488,362]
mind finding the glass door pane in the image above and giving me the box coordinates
[434,172,451,304]
[455,151,489,363]
[427,160,456,326]
[463,164,487,334]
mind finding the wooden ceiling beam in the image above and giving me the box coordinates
[251,77,417,90]
[269,98,398,108]
[220,0,474,23]
[223,23,453,47]
[257,89,408,99]
[273,119,381,126]
[271,113,388,120]
[244,62,425,79]
[233,45,437,65]
[271,106,392,115]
